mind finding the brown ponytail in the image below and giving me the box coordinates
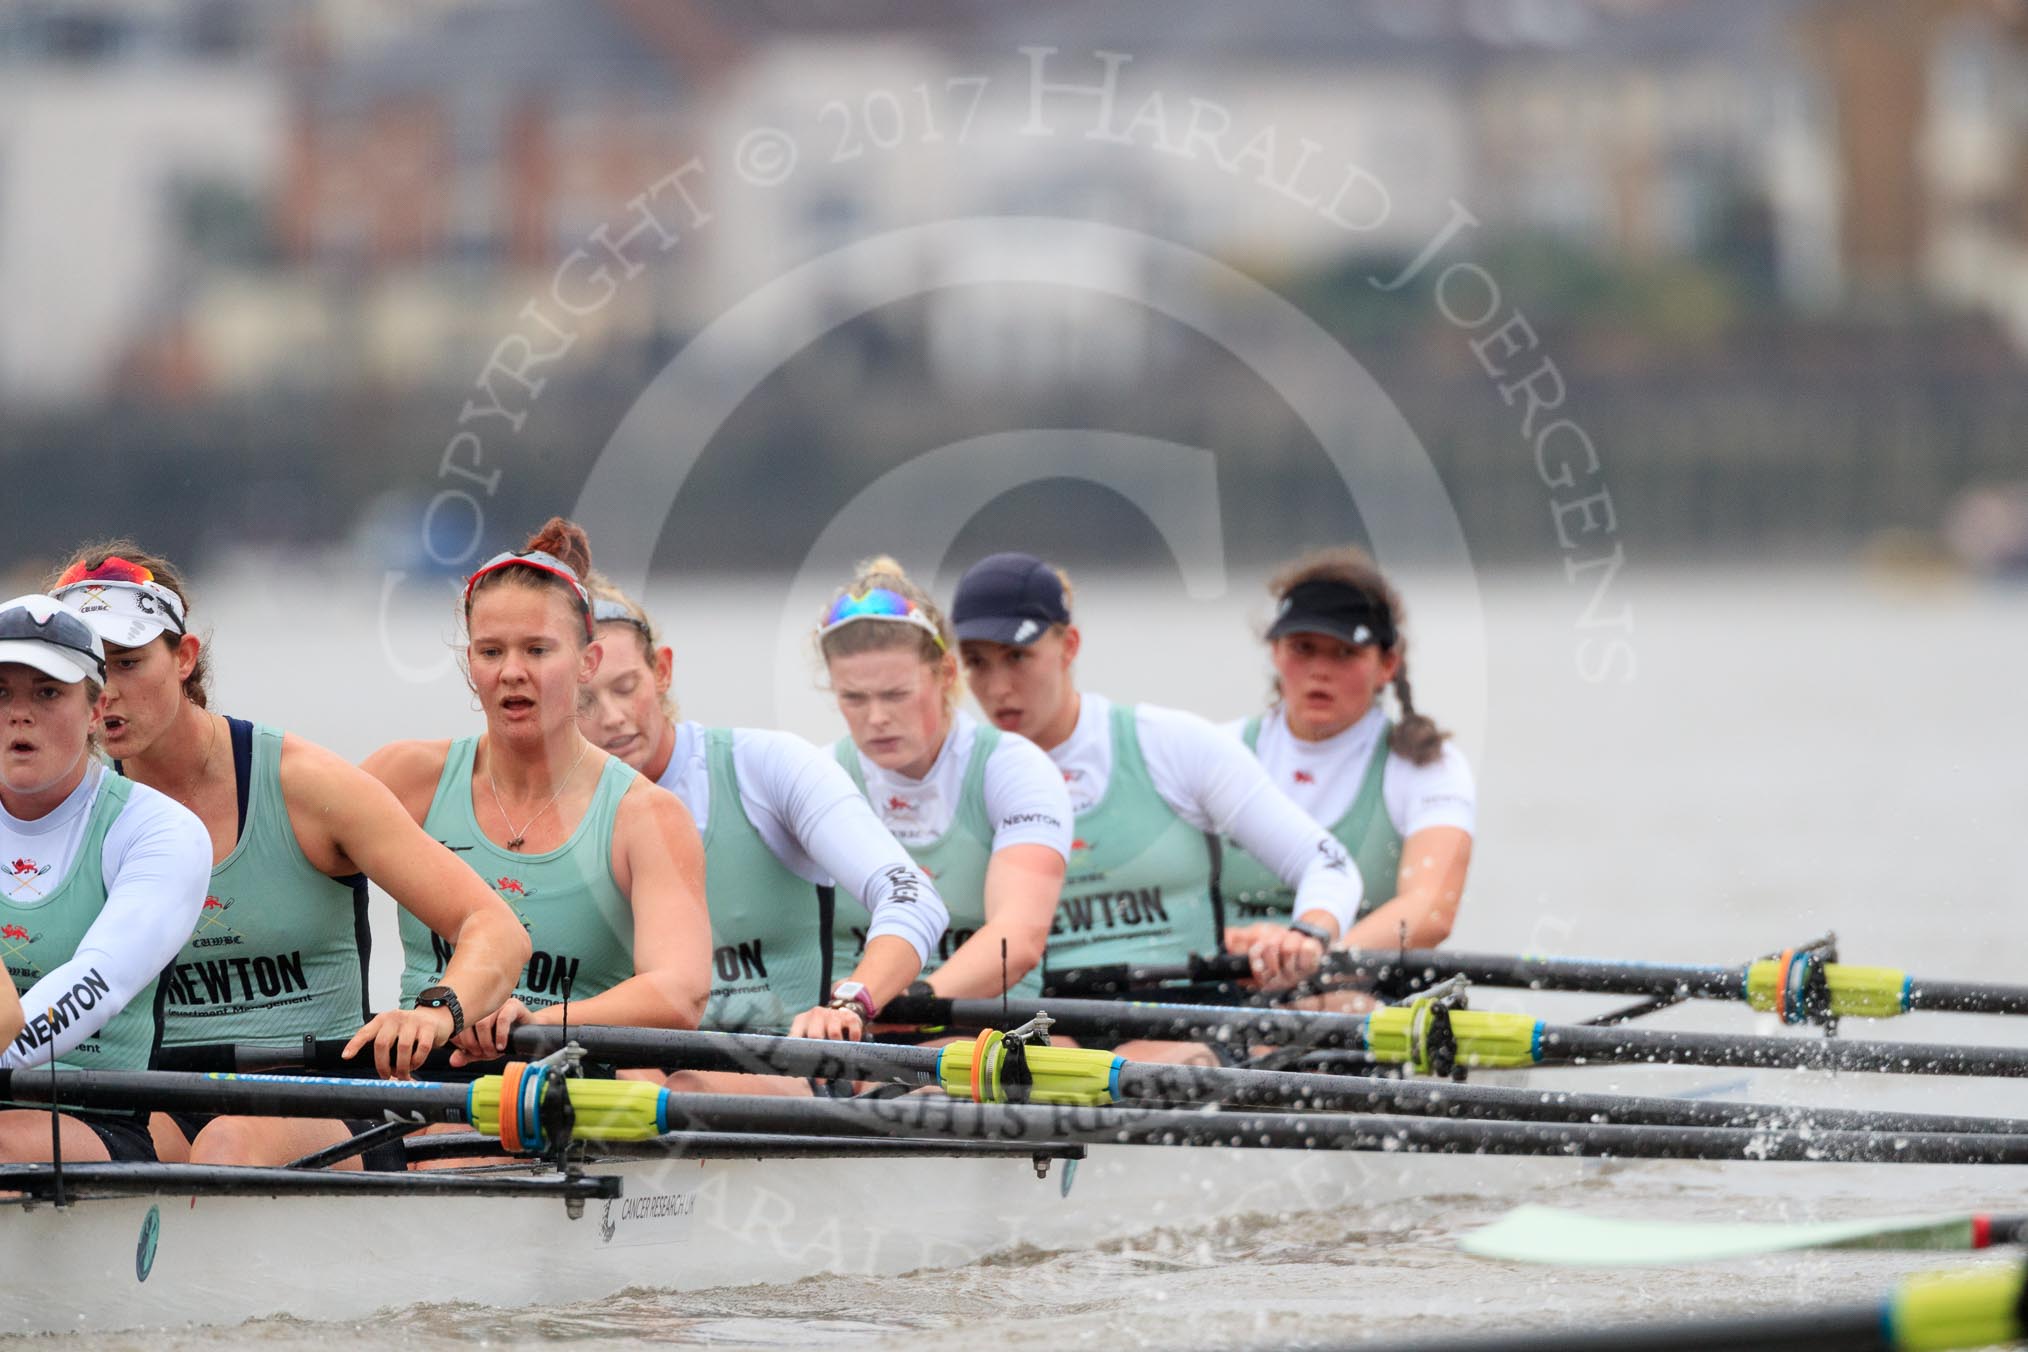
[1264,546,1449,766]
[524,516,592,576]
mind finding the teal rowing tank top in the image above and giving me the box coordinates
[1043,704,1221,984]
[1,770,160,1070]
[160,722,370,1046]
[1223,713,1401,922]
[831,726,1039,997]
[694,728,832,1035]
[402,739,637,1011]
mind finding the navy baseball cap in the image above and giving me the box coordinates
[951,552,1070,645]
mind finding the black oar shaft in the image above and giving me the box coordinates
[1542,1026,2028,1078]
[657,1092,2028,1165]
[0,1069,470,1121]
[1331,949,1747,998]
[890,993,2028,1079]
[155,1027,948,1083]
[1354,1306,1889,1352]
[1909,979,2028,1017]
[1110,1060,2028,1139]
[882,993,1364,1047]
[507,1026,946,1083]
[1339,950,2028,1020]
[145,1026,2028,1140]
[1057,951,2028,1020]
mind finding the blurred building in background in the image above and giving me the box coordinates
[2,0,2025,571]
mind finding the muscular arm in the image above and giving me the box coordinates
[1341,826,1472,950]
[739,730,948,1011]
[1138,707,1362,938]
[929,843,1065,998]
[359,738,454,824]
[1,968,25,1049]
[552,780,710,1030]
[284,734,529,1021]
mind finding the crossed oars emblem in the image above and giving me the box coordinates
[0,921,35,963]
[6,857,50,899]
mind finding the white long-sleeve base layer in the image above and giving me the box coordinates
[2,763,211,1068]
[655,721,948,965]
[1045,693,1364,933]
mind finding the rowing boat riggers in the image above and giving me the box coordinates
[401,737,636,1011]
[1043,703,1224,984]
[831,724,1041,998]
[159,721,371,1046]
[1220,714,1400,924]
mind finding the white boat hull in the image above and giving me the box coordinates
[9,1142,1578,1334]
[15,1056,2028,1335]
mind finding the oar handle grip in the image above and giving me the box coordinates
[467,1068,670,1147]
[1884,1258,2027,1349]
[935,1037,1123,1106]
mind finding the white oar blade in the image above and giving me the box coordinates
[1460,1205,1977,1267]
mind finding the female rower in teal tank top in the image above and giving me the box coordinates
[816,557,1067,1004]
[578,576,953,1094]
[365,518,712,1077]
[50,542,531,1168]
[951,553,1365,1065]
[1220,548,1475,976]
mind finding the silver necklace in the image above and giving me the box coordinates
[486,738,589,851]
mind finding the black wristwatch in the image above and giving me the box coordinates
[414,985,465,1038]
[1288,919,1334,948]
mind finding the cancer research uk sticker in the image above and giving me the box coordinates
[597,1189,697,1247]
[135,1204,161,1282]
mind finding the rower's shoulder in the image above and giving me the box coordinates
[274,730,379,792]
[614,762,702,854]
[359,738,455,801]
[1129,699,1229,746]
[1388,736,1474,779]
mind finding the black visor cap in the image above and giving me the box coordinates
[1265,579,1396,650]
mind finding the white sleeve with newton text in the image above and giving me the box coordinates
[1133,705,1364,934]
[981,734,1074,858]
[2,783,210,1069]
[734,729,949,966]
